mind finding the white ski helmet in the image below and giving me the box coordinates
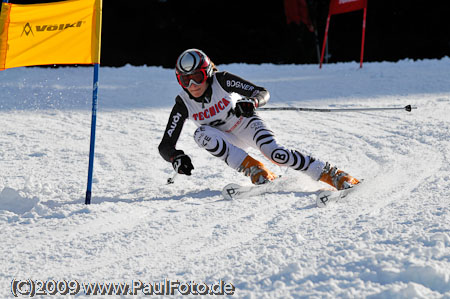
[175,49,213,88]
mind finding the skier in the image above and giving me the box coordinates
[158,49,359,190]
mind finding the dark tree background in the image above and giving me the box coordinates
[6,0,450,68]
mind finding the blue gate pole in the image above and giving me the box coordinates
[85,63,100,204]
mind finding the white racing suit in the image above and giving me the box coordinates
[158,71,325,180]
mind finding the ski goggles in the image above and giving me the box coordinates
[176,69,208,88]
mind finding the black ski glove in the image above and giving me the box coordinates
[172,154,194,176]
[235,97,257,117]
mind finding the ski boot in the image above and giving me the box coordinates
[238,155,276,185]
[319,162,359,190]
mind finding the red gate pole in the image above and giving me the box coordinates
[319,13,331,69]
[360,6,367,68]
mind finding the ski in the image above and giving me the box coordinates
[222,181,273,200]
[316,184,360,208]
[222,176,285,200]
[222,177,362,207]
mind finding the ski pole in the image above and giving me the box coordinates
[167,162,180,184]
[258,104,417,113]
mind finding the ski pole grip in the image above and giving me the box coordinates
[404,105,417,112]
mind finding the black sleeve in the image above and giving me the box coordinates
[158,96,189,163]
[215,71,270,107]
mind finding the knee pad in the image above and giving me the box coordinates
[194,125,217,149]
[193,125,247,169]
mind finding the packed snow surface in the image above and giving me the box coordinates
[1,58,449,298]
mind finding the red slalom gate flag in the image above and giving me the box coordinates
[284,0,314,32]
[329,0,367,15]
[320,0,368,68]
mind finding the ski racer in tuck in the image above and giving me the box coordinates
[158,49,359,190]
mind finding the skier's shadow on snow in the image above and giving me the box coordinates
[43,189,317,208]
[94,189,317,206]
[258,190,318,210]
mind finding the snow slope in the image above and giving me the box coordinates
[1,58,449,298]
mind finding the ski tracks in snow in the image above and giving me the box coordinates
[241,96,450,297]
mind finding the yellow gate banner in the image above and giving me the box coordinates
[0,0,102,70]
